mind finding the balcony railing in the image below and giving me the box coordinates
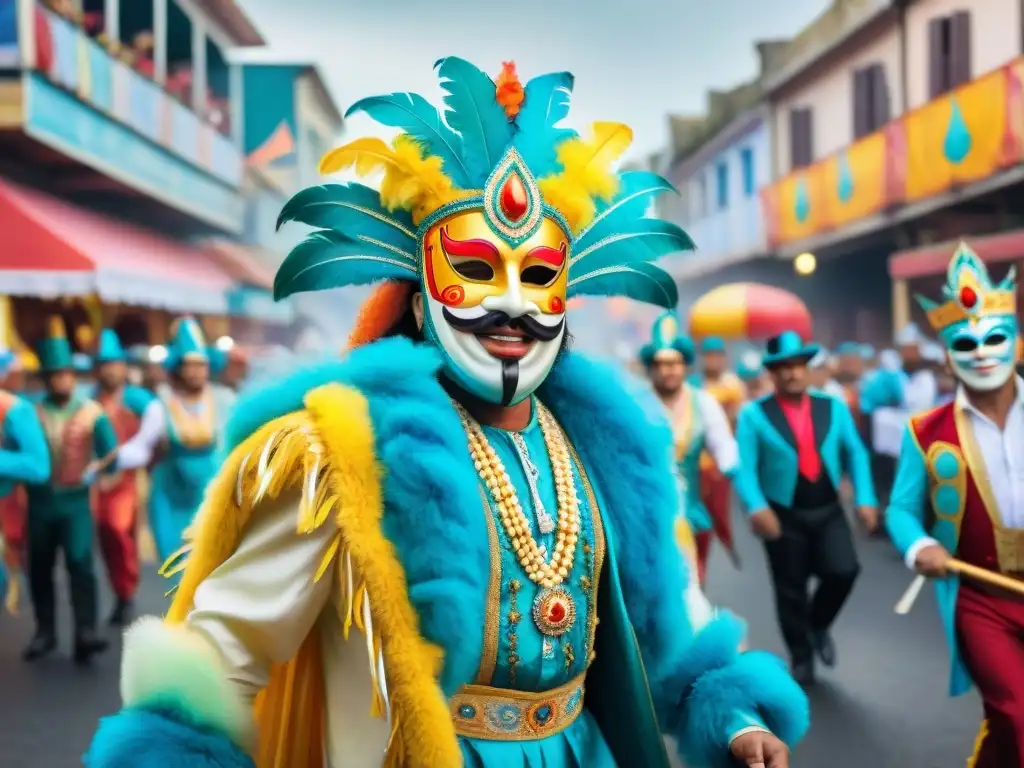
[32,4,241,187]
[761,57,1024,250]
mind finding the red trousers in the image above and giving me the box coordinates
[695,531,712,584]
[94,477,140,600]
[957,584,1024,767]
[0,487,26,571]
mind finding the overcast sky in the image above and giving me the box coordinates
[236,0,830,160]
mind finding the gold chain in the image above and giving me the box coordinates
[454,401,580,588]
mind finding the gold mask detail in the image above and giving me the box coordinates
[422,210,571,315]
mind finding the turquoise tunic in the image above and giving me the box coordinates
[462,402,615,768]
[675,387,712,533]
[150,394,221,563]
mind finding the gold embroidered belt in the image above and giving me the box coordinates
[450,673,585,741]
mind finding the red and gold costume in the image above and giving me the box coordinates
[698,371,744,568]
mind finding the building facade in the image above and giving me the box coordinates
[757,0,1024,339]
[669,107,772,279]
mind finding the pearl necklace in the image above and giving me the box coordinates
[454,401,580,588]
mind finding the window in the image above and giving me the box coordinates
[789,107,814,170]
[715,161,728,210]
[928,11,971,98]
[853,64,891,139]
[740,147,755,197]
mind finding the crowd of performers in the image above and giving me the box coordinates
[0,316,245,663]
[0,56,1017,768]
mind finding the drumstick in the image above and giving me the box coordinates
[948,559,1024,598]
[894,575,926,615]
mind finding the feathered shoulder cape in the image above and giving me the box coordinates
[155,337,807,768]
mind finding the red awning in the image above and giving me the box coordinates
[202,238,275,289]
[0,179,234,313]
[889,230,1024,280]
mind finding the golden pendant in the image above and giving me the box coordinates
[532,587,576,637]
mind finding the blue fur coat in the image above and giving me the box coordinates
[88,338,808,768]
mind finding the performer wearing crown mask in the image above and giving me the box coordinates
[88,59,807,768]
[641,313,761,584]
[886,244,1024,767]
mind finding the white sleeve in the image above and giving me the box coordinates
[186,492,337,705]
[903,371,938,413]
[904,536,941,571]
[116,400,166,470]
[698,390,739,473]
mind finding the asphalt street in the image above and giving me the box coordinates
[0,513,981,767]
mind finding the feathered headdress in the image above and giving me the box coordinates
[274,57,691,316]
[914,242,1016,338]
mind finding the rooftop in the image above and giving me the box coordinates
[194,0,265,47]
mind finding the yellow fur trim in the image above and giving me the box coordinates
[164,384,459,768]
[967,719,988,767]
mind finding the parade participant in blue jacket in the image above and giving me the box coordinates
[736,330,877,685]
[86,56,807,768]
[0,347,50,615]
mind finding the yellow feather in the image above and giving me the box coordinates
[318,134,466,225]
[539,121,633,233]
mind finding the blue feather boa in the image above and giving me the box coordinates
[87,337,807,766]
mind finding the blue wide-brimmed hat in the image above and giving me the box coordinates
[762,330,820,367]
[699,336,726,354]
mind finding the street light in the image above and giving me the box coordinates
[794,252,817,276]
[215,335,236,351]
[148,345,168,364]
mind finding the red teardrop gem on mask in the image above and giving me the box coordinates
[960,285,978,308]
[500,174,529,222]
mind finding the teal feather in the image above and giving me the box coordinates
[576,172,677,249]
[277,183,417,258]
[512,71,575,177]
[571,219,694,273]
[274,230,417,300]
[568,262,678,309]
[434,57,514,185]
[345,92,472,187]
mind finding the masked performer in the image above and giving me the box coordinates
[112,318,230,564]
[88,329,158,625]
[642,313,760,584]
[24,318,117,663]
[0,347,49,615]
[737,331,877,685]
[87,59,807,768]
[886,244,1024,767]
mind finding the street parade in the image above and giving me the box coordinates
[2,1,1024,767]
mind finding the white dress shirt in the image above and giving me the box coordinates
[693,388,740,474]
[904,377,1024,568]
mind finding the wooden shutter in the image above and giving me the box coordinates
[950,11,972,88]
[789,108,804,170]
[928,18,945,98]
[871,64,891,129]
[853,68,869,139]
[802,108,814,166]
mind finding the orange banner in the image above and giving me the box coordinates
[763,60,1023,249]
[903,69,1007,201]
[822,131,887,227]
[767,166,828,246]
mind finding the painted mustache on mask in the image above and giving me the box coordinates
[441,308,565,343]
